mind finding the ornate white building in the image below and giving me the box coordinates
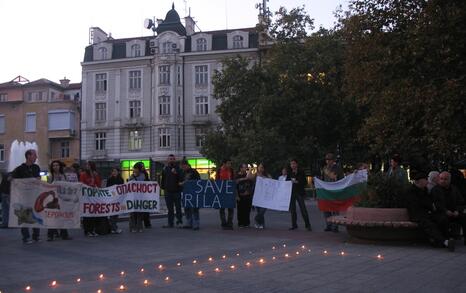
[81,4,260,179]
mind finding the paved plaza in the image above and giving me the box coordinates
[1,200,465,293]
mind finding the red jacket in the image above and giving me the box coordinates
[79,171,102,188]
[217,166,234,180]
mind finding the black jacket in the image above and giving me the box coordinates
[287,169,307,196]
[106,175,124,187]
[406,184,437,221]
[161,164,183,193]
[183,168,201,181]
[431,185,465,214]
[0,173,11,194]
[12,163,40,179]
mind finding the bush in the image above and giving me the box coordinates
[356,172,408,208]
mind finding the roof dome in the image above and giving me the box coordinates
[156,3,186,36]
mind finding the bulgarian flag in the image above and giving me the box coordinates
[314,170,368,212]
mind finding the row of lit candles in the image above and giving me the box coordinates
[15,244,383,292]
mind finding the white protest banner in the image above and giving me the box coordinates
[252,176,292,211]
[81,181,160,217]
[9,179,81,229]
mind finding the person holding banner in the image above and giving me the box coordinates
[106,167,124,234]
[12,149,41,244]
[322,153,344,232]
[253,163,271,229]
[128,162,147,232]
[236,164,254,228]
[46,160,72,241]
[180,160,201,230]
[287,159,312,231]
[140,164,152,229]
[161,154,184,228]
[79,161,102,237]
[216,159,235,230]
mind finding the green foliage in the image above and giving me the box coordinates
[356,172,408,208]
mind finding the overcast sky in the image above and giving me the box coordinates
[0,0,348,84]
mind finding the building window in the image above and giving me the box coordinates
[129,130,142,150]
[27,91,43,102]
[95,102,106,122]
[95,73,107,93]
[131,44,141,57]
[159,65,170,85]
[95,132,106,150]
[61,141,70,158]
[196,38,207,51]
[177,96,182,116]
[233,35,244,49]
[48,110,75,131]
[0,93,7,102]
[98,47,108,59]
[129,70,141,90]
[195,128,208,147]
[177,65,181,86]
[25,113,36,132]
[129,100,141,118]
[0,115,5,133]
[195,96,209,115]
[0,144,4,162]
[159,128,171,148]
[195,65,208,86]
[159,95,170,116]
[162,41,173,54]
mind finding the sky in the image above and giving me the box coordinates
[0,0,348,84]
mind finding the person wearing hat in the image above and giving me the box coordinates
[387,154,409,185]
[321,153,344,232]
[406,170,455,252]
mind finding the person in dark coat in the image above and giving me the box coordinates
[287,159,311,231]
[431,171,466,244]
[180,160,201,230]
[161,154,183,228]
[406,171,455,251]
[106,167,124,234]
[11,149,41,244]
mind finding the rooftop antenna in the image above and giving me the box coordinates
[184,0,188,16]
[144,17,157,36]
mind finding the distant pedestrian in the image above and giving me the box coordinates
[161,154,183,228]
[106,167,124,234]
[180,160,201,230]
[79,161,102,237]
[46,160,72,241]
[287,159,311,231]
[253,163,271,229]
[216,159,235,230]
[11,149,41,244]
[139,163,152,229]
[236,164,254,228]
[387,154,409,185]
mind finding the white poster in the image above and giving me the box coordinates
[9,179,81,229]
[252,176,292,211]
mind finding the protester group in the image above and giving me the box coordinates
[1,149,465,252]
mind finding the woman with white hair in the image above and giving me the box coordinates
[427,171,440,193]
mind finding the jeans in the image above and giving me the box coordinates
[237,195,252,226]
[165,192,182,226]
[21,228,40,241]
[220,208,234,226]
[290,193,311,228]
[255,207,267,226]
[324,211,339,231]
[185,208,200,229]
[83,217,97,234]
[142,212,152,228]
[109,215,119,231]
[1,193,10,227]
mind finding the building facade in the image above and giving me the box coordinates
[81,5,260,180]
[0,76,81,173]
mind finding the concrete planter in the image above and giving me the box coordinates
[330,207,424,241]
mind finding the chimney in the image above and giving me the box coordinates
[60,77,70,88]
[185,15,195,36]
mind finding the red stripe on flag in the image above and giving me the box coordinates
[317,196,360,212]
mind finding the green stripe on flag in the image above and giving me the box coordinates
[316,182,366,200]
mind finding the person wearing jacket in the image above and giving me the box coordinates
[287,159,311,231]
[180,160,201,230]
[106,167,124,234]
[236,164,254,228]
[128,162,147,232]
[253,163,271,229]
[216,159,235,230]
[79,161,102,237]
[161,154,183,228]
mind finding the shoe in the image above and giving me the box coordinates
[33,238,41,242]
[162,225,174,229]
[62,236,72,240]
[332,228,339,233]
[254,223,260,229]
[85,232,92,237]
[182,225,193,229]
[115,228,123,234]
[138,229,143,233]
[258,225,264,229]
[447,238,455,252]
[289,226,298,230]
[306,226,312,231]
[23,239,33,245]
[130,229,137,233]
[91,232,98,237]
[324,227,332,232]
[176,221,183,228]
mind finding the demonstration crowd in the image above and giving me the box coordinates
[1,150,465,252]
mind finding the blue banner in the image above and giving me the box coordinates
[182,180,236,208]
